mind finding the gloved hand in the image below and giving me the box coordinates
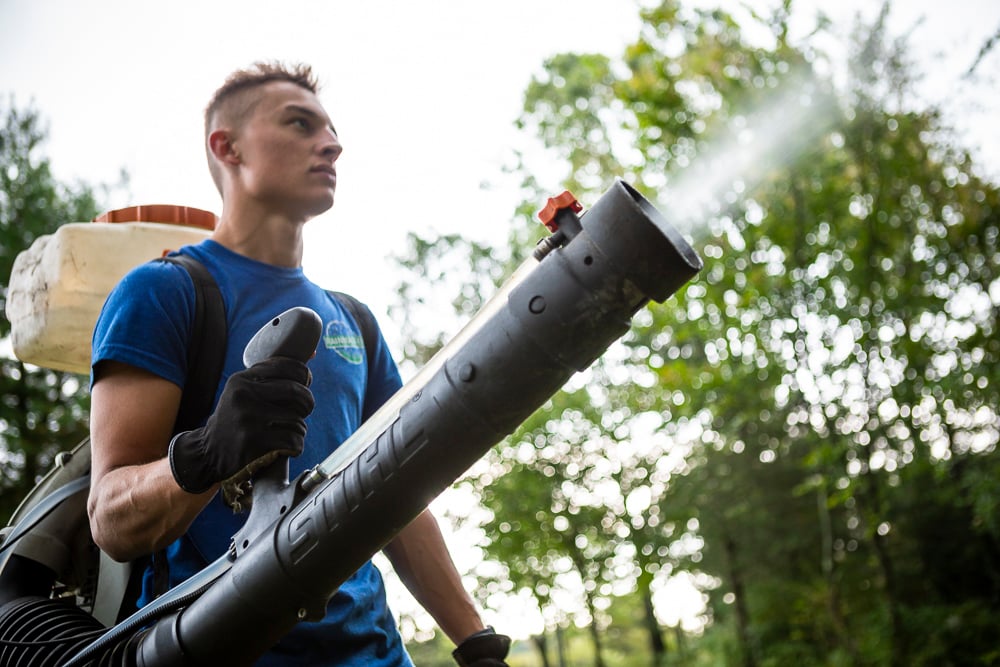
[453,627,511,667]
[169,356,315,505]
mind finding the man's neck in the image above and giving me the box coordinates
[210,202,306,268]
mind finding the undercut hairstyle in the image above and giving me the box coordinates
[204,62,320,194]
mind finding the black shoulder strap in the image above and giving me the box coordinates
[158,255,228,434]
[328,290,378,372]
[140,254,226,603]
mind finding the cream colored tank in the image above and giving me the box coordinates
[5,205,216,375]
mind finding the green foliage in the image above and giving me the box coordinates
[0,100,110,522]
[392,1,1000,665]
[404,630,457,666]
[389,231,513,369]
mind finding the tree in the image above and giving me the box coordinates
[626,4,1000,664]
[965,24,1000,76]
[393,1,1000,664]
[0,100,111,522]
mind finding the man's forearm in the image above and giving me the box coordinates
[383,509,486,643]
[88,458,215,562]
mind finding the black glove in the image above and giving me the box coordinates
[453,627,511,667]
[169,356,315,501]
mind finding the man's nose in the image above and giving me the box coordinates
[320,130,343,161]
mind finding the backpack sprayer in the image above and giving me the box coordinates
[0,180,702,665]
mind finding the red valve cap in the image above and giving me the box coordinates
[537,191,582,232]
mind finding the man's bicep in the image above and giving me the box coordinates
[90,360,183,481]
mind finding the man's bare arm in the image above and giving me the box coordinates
[87,361,216,562]
[383,509,486,644]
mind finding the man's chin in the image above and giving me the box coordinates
[301,194,335,220]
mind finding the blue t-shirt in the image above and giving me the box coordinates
[91,239,412,667]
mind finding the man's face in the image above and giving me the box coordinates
[231,81,342,220]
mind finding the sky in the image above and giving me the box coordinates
[2,0,997,332]
[3,0,999,640]
[0,0,644,330]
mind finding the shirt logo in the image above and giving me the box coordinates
[323,319,364,364]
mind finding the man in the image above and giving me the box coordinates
[87,62,509,666]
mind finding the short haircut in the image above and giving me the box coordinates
[204,62,320,194]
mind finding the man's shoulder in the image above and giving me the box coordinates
[115,253,199,295]
[97,251,206,343]
[92,255,203,388]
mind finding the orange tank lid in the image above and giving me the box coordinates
[93,204,217,231]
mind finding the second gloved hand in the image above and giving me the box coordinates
[453,627,511,667]
[169,356,315,498]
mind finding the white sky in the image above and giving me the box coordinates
[2,0,999,641]
[0,0,643,330]
[2,0,997,330]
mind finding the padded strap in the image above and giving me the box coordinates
[150,254,228,599]
[157,255,228,434]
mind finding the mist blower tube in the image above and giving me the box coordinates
[132,180,702,666]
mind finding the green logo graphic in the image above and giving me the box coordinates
[324,319,364,364]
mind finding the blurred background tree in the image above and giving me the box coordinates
[0,100,114,523]
[394,1,999,665]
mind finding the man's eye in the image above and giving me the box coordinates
[292,118,309,129]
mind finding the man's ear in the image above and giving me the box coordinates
[208,129,240,165]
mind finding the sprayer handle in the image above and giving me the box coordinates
[243,307,322,368]
[236,307,322,508]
